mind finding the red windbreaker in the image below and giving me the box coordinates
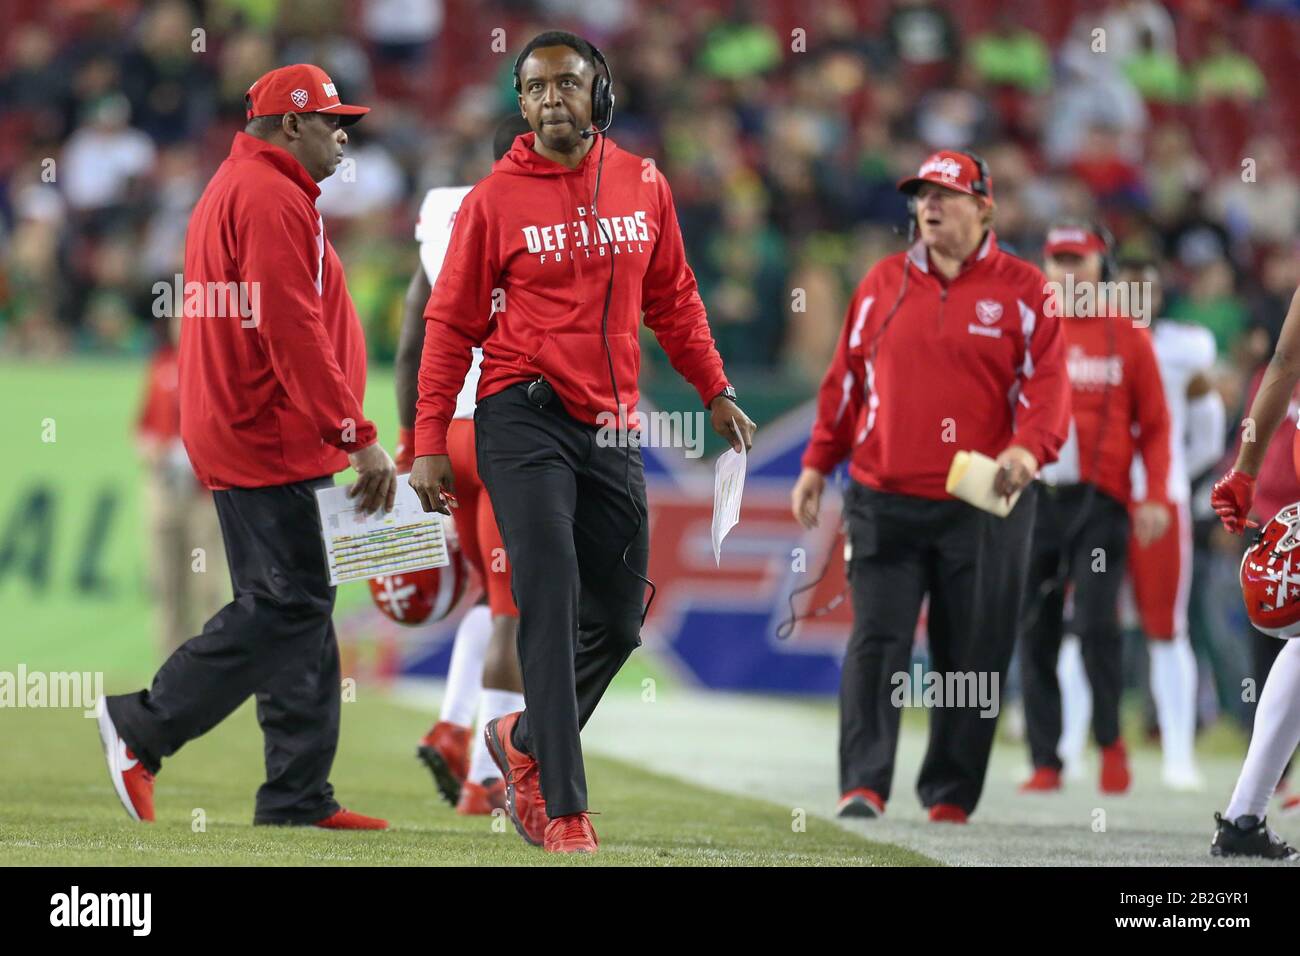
[803,234,1071,499]
[414,132,730,457]
[179,132,376,490]
[1045,313,1172,506]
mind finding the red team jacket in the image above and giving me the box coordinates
[803,234,1071,499]
[137,344,181,446]
[1047,312,1172,507]
[414,132,730,457]
[179,133,376,489]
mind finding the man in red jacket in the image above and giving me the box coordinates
[1019,221,1171,796]
[791,150,1071,823]
[95,65,395,829]
[409,32,755,853]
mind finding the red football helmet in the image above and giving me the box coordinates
[1240,502,1300,638]
[369,543,471,627]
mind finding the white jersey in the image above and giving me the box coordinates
[1130,319,1217,503]
[415,185,479,421]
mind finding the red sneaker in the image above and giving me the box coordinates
[544,812,599,854]
[1280,793,1300,817]
[836,787,886,818]
[929,803,968,824]
[314,808,388,830]
[484,712,548,845]
[1020,767,1062,793]
[95,698,155,822]
[417,720,471,806]
[456,778,507,816]
[1100,740,1132,794]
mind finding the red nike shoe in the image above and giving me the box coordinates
[95,698,155,822]
[456,778,507,816]
[544,812,599,854]
[484,712,548,845]
[1020,767,1062,793]
[417,720,471,806]
[929,804,968,824]
[1100,740,1132,794]
[314,808,388,830]
[836,787,886,818]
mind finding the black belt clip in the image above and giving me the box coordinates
[526,376,554,408]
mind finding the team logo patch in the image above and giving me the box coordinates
[290,88,309,108]
[975,299,1003,325]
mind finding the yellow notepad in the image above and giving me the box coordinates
[945,450,1022,518]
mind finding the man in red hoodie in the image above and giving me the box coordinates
[409,32,755,854]
[1019,221,1171,796]
[95,65,395,830]
[792,151,1071,823]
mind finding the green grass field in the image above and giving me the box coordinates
[0,690,935,867]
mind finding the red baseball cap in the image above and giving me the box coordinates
[245,64,369,125]
[897,150,993,201]
[1043,225,1108,258]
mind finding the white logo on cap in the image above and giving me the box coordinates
[919,156,963,183]
[322,81,337,98]
[290,89,309,108]
[1048,228,1088,246]
[975,299,1003,325]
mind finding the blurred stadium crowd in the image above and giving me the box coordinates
[4,0,1300,729]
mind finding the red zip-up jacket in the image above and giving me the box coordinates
[803,234,1071,499]
[1042,313,1172,506]
[414,132,730,457]
[179,133,376,489]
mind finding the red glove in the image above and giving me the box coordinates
[394,426,415,473]
[1211,470,1258,534]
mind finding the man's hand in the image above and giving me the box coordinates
[1132,500,1171,547]
[711,396,756,452]
[1211,469,1258,535]
[993,444,1038,499]
[347,442,397,515]
[409,454,456,515]
[791,467,826,530]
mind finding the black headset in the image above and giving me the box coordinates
[512,40,615,139]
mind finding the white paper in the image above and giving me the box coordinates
[315,477,450,586]
[945,449,1022,518]
[712,421,747,565]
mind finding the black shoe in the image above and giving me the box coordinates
[1210,812,1299,861]
[416,744,462,807]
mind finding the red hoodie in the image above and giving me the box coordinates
[179,133,376,489]
[1042,312,1172,506]
[414,132,730,457]
[803,235,1071,499]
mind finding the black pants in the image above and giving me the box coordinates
[840,480,1036,814]
[1020,483,1130,771]
[475,382,648,817]
[106,476,342,825]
